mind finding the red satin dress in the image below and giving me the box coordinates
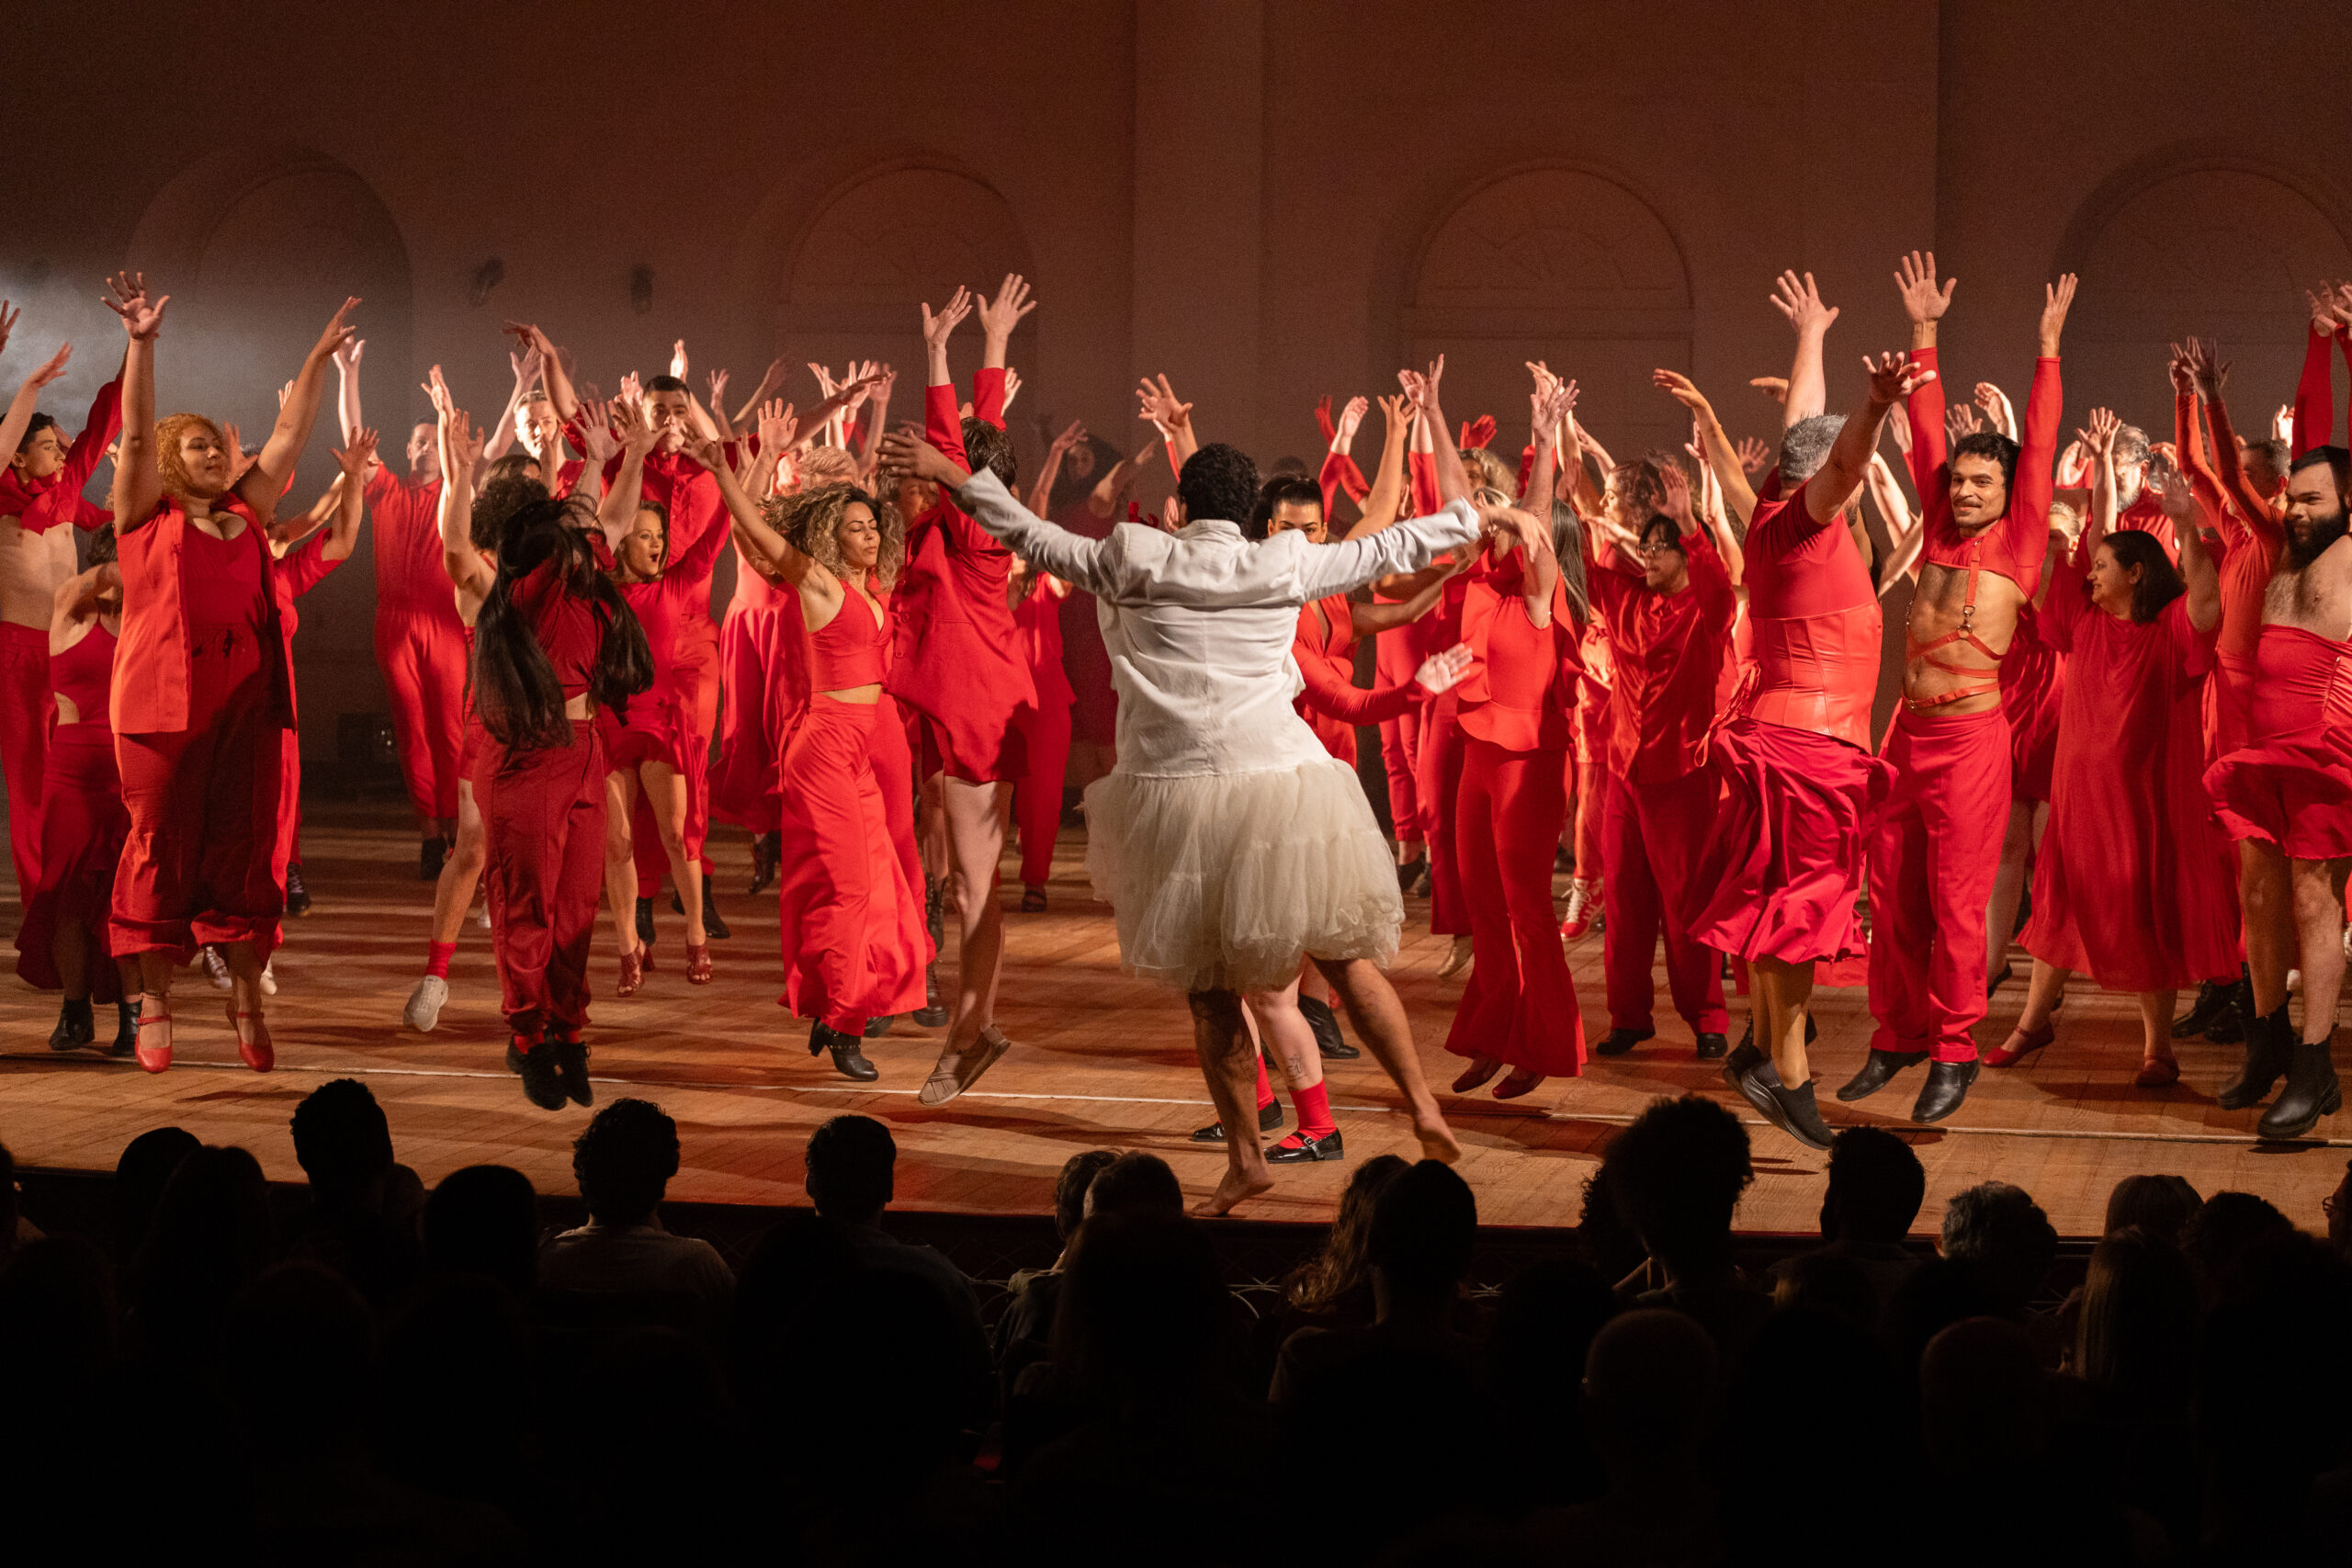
[775,585,931,1032]
[15,622,128,999]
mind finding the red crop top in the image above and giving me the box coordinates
[810,588,890,691]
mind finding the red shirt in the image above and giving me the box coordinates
[598,448,727,623]
[1736,472,1882,750]
[1589,528,1736,783]
[1905,348,2063,598]
[114,497,300,734]
[1291,592,1426,762]
[364,468,463,621]
[1455,550,1581,753]
[0,377,121,533]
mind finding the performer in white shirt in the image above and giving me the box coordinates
[881,432,1484,1213]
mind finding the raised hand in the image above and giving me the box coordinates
[2310,283,2342,337]
[2039,274,2078,354]
[1734,434,1770,477]
[220,423,246,482]
[922,287,974,353]
[2275,403,2294,443]
[1049,417,1086,456]
[1462,413,1497,450]
[20,343,73,390]
[1946,404,1983,442]
[101,271,169,341]
[1336,395,1368,446]
[1749,376,1789,406]
[2166,344,2196,399]
[757,399,799,454]
[2152,454,2195,521]
[311,297,363,361]
[2182,336,2227,399]
[1659,465,1695,529]
[1885,407,1914,455]
[334,427,380,481]
[2055,438,2090,489]
[676,433,725,472]
[1376,392,1414,437]
[1136,373,1193,434]
[1894,251,1955,325]
[975,273,1036,342]
[707,368,729,412]
[1863,350,1932,405]
[2077,406,2120,457]
[336,335,366,372]
[616,395,660,457]
[1001,366,1023,411]
[1526,359,1561,400]
[1652,368,1716,421]
[1532,381,1577,441]
[420,364,453,416]
[670,339,688,379]
[877,429,966,489]
[0,300,14,357]
[577,398,619,463]
[1770,269,1840,336]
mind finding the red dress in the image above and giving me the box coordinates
[1442,551,1587,1077]
[15,622,128,999]
[2022,565,2237,990]
[2001,604,2064,803]
[775,584,931,1032]
[2206,625,2352,862]
[603,514,729,794]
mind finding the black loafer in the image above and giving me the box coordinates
[1267,1129,1346,1164]
[511,1042,569,1110]
[1594,1026,1653,1057]
[1300,996,1359,1059]
[811,1020,878,1082]
[1694,1032,1728,1061]
[48,998,96,1052]
[1838,1047,1928,1103]
[910,964,950,1029]
[1193,1100,1284,1143]
[1909,1059,1978,1123]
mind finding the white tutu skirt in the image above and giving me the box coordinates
[1083,758,1404,994]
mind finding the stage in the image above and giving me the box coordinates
[2,804,2343,1238]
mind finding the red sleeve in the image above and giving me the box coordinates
[278,531,345,598]
[1685,529,1736,632]
[972,367,1007,432]
[1407,450,1440,517]
[21,377,125,536]
[2294,326,2336,458]
[1514,444,1535,502]
[1316,451,1372,521]
[925,382,970,468]
[1295,642,1427,726]
[2041,539,2086,652]
[668,500,731,586]
[1904,345,1950,502]
[2205,392,2284,548]
[2002,356,2063,599]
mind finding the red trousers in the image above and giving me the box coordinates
[775,695,927,1032]
[1416,692,1470,935]
[1443,739,1585,1076]
[1,623,53,903]
[1869,705,2011,1063]
[376,609,467,823]
[872,694,924,914]
[15,723,128,999]
[1374,630,1423,846]
[112,625,284,962]
[484,723,605,1040]
[1011,696,1074,886]
[712,603,784,832]
[1601,769,1727,1037]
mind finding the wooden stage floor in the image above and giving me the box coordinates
[3,805,2345,1238]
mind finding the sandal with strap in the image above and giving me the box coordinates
[686,942,713,985]
[1984,1020,2054,1068]
[134,1002,175,1075]
[617,947,645,998]
[227,1004,275,1072]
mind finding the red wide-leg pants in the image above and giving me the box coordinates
[375,609,467,824]
[1600,768,1727,1037]
[1010,696,1074,886]
[1868,705,2011,1063]
[485,724,605,1041]
[1374,629,1423,847]
[1,623,53,903]
[1416,693,1469,935]
[1443,738,1585,1077]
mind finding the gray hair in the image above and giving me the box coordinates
[1780,414,1846,482]
[2112,424,2151,469]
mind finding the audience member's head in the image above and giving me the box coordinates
[0,1235,118,1390]
[1920,1317,2049,1466]
[1582,1309,1717,1485]
[1488,1255,1615,1403]
[1369,1159,1477,1312]
[2329,1159,2352,1263]
[1054,1213,1229,1403]
[289,1078,396,1210]
[113,1126,201,1262]
[2181,1190,2296,1303]
[1081,1150,1183,1223]
[1887,1256,1999,1383]
[1939,1181,2056,1317]
[424,1164,539,1296]
[804,1114,895,1225]
[1573,1165,1647,1284]
[734,1209,860,1389]
[573,1099,682,1229]
[2103,1173,2201,1244]
[1772,1248,1877,1330]
[132,1145,274,1344]
[1820,1126,1925,1244]
[1287,1154,1409,1314]
[1052,1149,1122,1242]
[1603,1095,1753,1281]
[2075,1226,2199,1420]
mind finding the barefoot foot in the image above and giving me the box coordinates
[1193,1164,1275,1217]
[1413,1115,1464,1164]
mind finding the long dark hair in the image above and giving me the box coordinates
[472,496,653,750]
[2093,528,2184,625]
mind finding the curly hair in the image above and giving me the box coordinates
[760,483,904,592]
[1463,445,1515,494]
[1603,450,1689,534]
[153,412,228,502]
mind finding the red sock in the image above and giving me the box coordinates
[1253,1055,1276,1110]
[1289,1079,1336,1141]
[425,941,456,979]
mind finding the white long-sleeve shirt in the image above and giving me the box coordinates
[952,469,1481,778]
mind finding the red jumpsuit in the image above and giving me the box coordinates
[890,368,1037,783]
[15,622,127,999]
[1442,553,1587,1078]
[1871,349,2062,1064]
[1588,530,1736,1040]
[1011,574,1076,887]
[109,500,296,964]
[482,562,610,1043]
[1,375,121,902]
[273,532,345,892]
[2023,559,2237,989]
[1292,592,1431,757]
[775,586,930,1032]
[1684,473,1891,964]
[366,468,468,826]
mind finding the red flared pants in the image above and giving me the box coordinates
[1416,692,1470,935]
[1443,738,1586,1077]
[376,608,467,824]
[485,723,606,1041]
[1600,768,1727,1037]
[1,622,53,903]
[1011,696,1073,886]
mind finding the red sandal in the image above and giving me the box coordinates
[617,947,645,998]
[686,942,713,986]
[134,1002,174,1074]
[227,1004,275,1072]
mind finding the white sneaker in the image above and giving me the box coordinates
[2288,967,2303,996]
[199,947,232,990]
[258,960,277,997]
[404,975,449,1032]
[471,903,491,930]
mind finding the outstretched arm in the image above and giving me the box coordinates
[243,297,360,522]
[101,272,169,532]
[435,400,494,598]
[2188,337,2285,547]
[597,398,659,552]
[316,430,377,562]
[1137,373,1198,468]
[1399,357,1474,503]
[883,433,1117,596]
[1769,269,1839,427]
[2293,288,2339,458]
[694,434,827,590]
[1,343,74,468]
[1653,370,1757,527]
[2160,459,2221,634]
[1340,394,1415,542]
[481,347,540,461]
[506,324,579,424]
[1807,354,1931,526]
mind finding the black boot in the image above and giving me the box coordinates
[1299,995,1359,1059]
[634,896,656,946]
[1838,1047,1928,1102]
[108,998,140,1058]
[284,862,312,916]
[509,1039,569,1110]
[810,1019,877,1082]
[749,830,782,896]
[2204,967,2254,1046]
[911,964,950,1029]
[701,885,731,941]
[1910,1060,1979,1123]
[1193,1100,1284,1143]
[1594,1026,1653,1057]
[2170,977,2234,1041]
[2217,1003,2293,1111]
[48,998,96,1051]
[553,1037,594,1106]
[2257,1038,2342,1141]
[863,1016,893,1039]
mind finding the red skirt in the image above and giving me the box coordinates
[15,724,129,999]
[2206,729,2352,862]
[1683,716,1894,965]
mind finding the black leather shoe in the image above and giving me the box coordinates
[1761,1078,1835,1151]
[420,837,446,881]
[863,1016,893,1039]
[1300,996,1359,1059]
[2218,1004,2292,1111]
[511,1042,569,1110]
[1694,1032,1728,1061]
[910,964,950,1029]
[700,887,731,941]
[1910,1059,1978,1123]
[48,998,96,1051]
[1193,1100,1284,1143]
[2257,1041,2342,1140]
[554,1038,594,1106]
[1594,1026,1653,1057]
[1267,1129,1346,1164]
[284,862,312,916]
[108,998,140,1058]
[634,896,655,946]
[1838,1048,1928,1103]
[2170,978,2233,1040]
[749,830,781,896]
[811,1020,878,1082]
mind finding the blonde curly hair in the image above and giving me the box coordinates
[153,412,229,502]
[762,482,904,592]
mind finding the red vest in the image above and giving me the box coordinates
[113,497,299,735]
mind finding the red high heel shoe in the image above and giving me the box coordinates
[686,942,713,985]
[227,1004,275,1072]
[617,948,644,998]
[1984,1020,2054,1067]
[134,1004,174,1074]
